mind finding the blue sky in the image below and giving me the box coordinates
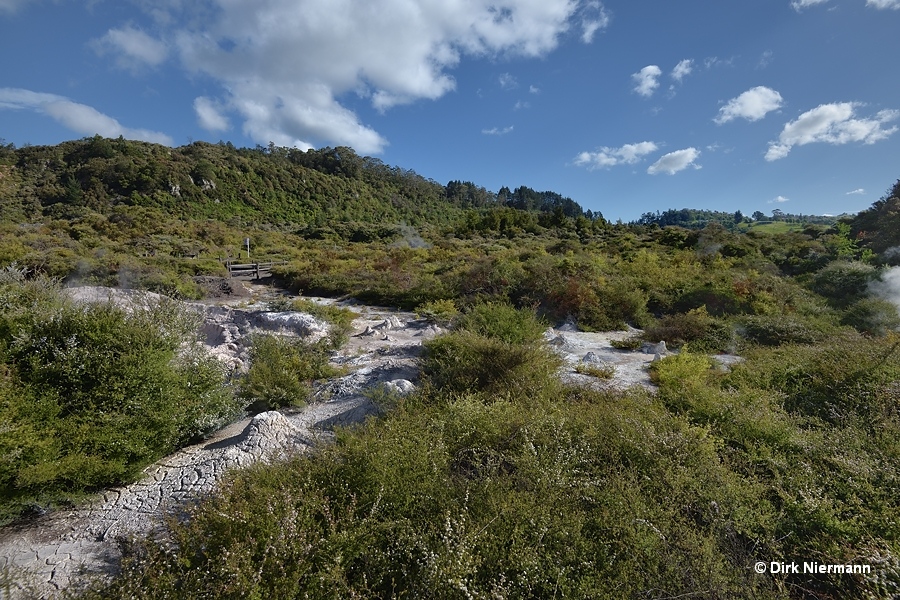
[1,0,898,221]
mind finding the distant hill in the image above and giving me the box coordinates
[0,137,592,230]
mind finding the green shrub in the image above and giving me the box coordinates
[81,388,776,600]
[643,307,735,352]
[726,331,900,427]
[0,274,238,523]
[610,335,644,350]
[811,260,877,307]
[841,297,900,336]
[455,302,546,344]
[422,330,561,399]
[738,313,831,346]
[674,284,746,316]
[649,347,714,394]
[291,298,356,345]
[238,334,341,411]
[414,298,459,324]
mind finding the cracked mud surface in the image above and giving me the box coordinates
[0,286,734,598]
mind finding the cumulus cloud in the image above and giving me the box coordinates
[770,195,790,203]
[867,0,900,7]
[647,148,700,175]
[846,188,866,195]
[91,25,168,71]
[715,86,783,124]
[632,65,662,97]
[791,0,829,11]
[529,85,541,94]
[135,0,595,154]
[0,87,172,144]
[671,59,693,83]
[765,102,899,161]
[574,141,658,170]
[193,96,229,132]
[482,125,513,135]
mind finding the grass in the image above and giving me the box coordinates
[574,362,615,379]
[738,221,806,234]
[610,335,643,351]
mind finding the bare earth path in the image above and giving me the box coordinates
[0,287,718,599]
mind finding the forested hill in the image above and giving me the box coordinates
[0,137,590,227]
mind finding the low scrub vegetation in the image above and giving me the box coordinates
[238,333,342,412]
[0,269,240,524]
[81,308,900,599]
[421,303,561,400]
[3,139,900,598]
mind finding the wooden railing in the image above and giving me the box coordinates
[226,261,285,279]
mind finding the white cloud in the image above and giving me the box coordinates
[703,56,733,70]
[632,65,662,98]
[0,87,172,144]
[150,0,591,154]
[0,0,31,14]
[513,100,529,110]
[482,125,513,136]
[499,73,518,90]
[92,25,168,71]
[574,141,658,170]
[766,102,899,161]
[671,59,693,83]
[757,50,774,69]
[647,147,700,175]
[846,188,866,195]
[791,0,829,11]
[529,85,541,94]
[193,96,229,132]
[715,86,783,124]
[769,195,790,203]
[579,1,610,42]
[867,0,900,7]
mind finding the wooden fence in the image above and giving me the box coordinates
[226,261,285,279]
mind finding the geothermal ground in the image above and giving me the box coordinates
[0,282,727,599]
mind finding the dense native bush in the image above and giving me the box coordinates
[0,271,238,523]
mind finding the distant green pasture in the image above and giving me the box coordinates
[739,220,805,233]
